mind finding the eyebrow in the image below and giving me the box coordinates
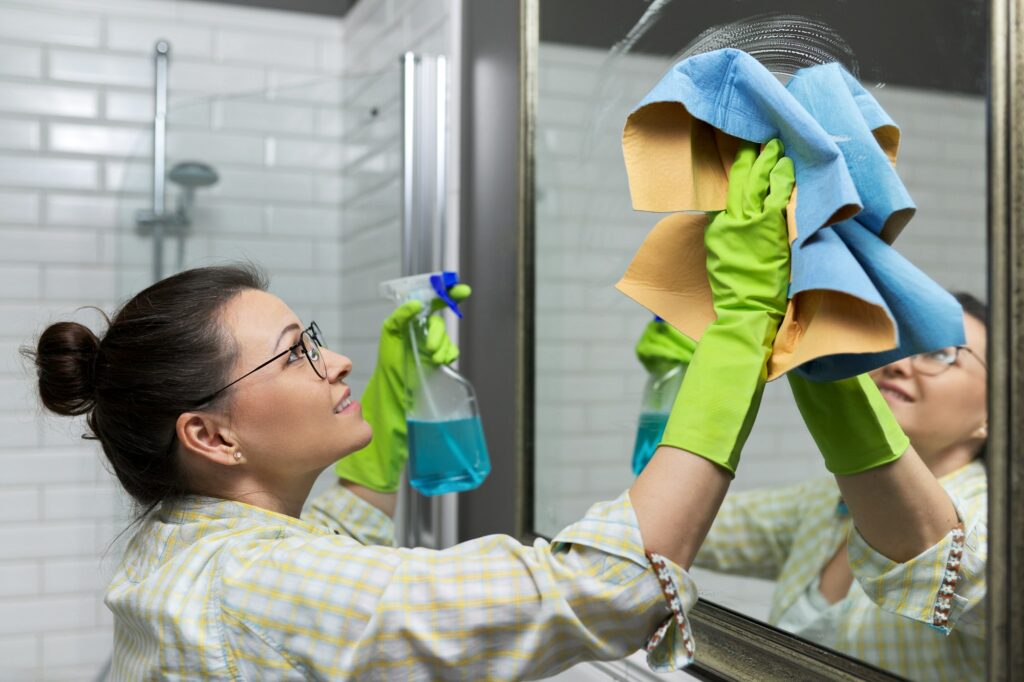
[273,323,301,353]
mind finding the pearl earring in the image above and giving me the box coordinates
[233,451,245,463]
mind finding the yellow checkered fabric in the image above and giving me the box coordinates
[105,486,697,680]
[695,460,986,680]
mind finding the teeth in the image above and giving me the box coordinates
[335,397,352,413]
[881,388,909,402]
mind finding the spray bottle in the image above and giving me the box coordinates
[379,271,491,495]
[631,317,686,476]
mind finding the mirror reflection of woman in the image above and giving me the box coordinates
[639,294,987,680]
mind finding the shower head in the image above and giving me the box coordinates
[168,161,219,189]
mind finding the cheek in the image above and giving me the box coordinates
[923,379,986,433]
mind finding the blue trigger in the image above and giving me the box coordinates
[430,271,462,318]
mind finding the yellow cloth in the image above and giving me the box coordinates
[616,103,902,379]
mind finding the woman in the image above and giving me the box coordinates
[637,293,987,680]
[26,141,795,680]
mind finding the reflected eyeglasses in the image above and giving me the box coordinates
[911,345,987,376]
[193,321,326,405]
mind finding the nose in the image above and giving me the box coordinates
[323,348,352,382]
[881,355,913,378]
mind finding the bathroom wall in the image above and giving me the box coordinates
[0,1,351,678]
[533,41,986,617]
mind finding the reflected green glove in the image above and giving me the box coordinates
[635,320,697,374]
[788,372,909,476]
[660,139,794,475]
[334,284,471,492]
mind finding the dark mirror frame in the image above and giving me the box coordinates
[510,0,1024,678]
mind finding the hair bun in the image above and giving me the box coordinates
[28,321,102,416]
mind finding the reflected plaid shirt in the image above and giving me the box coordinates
[105,486,696,680]
[694,460,986,681]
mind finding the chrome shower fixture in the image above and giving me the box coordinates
[168,161,219,221]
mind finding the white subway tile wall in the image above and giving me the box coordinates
[533,43,986,622]
[0,0,372,677]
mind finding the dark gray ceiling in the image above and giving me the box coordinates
[540,0,987,95]
[181,0,358,18]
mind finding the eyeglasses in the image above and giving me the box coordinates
[193,321,326,405]
[911,345,987,376]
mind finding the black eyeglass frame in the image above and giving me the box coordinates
[192,321,326,406]
[912,343,988,375]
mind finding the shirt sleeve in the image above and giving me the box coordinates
[692,478,823,579]
[847,478,987,638]
[302,482,395,547]
[219,490,698,680]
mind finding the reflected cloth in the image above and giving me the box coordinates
[104,486,697,680]
[693,460,987,681]
[616,48,964,381]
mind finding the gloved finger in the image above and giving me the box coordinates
[743,138,783,217]
[763,155,796,215]
[448,283,471,302]
[429,283,472,313]
[725,142,758,216]
[424,313,446,352]
[384,300,424,333]
[431,338,459,365]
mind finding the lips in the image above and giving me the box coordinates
[333,390,352,414]
[877,381,914,403]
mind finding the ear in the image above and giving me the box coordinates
[176,411,240,467]
[971,420,988,440]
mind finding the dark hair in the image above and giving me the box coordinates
[23,264,268,512]
[952,291,988,460]
[953,291,988,330]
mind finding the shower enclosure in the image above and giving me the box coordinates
[114,43,457,549]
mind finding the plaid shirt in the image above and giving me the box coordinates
[105,486,696,680]
[695,460,986,680]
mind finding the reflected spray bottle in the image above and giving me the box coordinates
[631,317,686,476]
[379,271,491,495]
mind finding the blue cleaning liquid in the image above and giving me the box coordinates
[408,417,491,495]
[631,411,670,476]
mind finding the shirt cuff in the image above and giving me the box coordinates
[303,483,395,547]
[847,493,972,634]
[552,490,698,670]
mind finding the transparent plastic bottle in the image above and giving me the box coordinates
[631,363,685,476]
[380,272,491,495]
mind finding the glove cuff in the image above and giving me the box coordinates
[788,372,909,475]
[660,312,779,475]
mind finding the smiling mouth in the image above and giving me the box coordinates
[333,396,352,414]
[878,385,913,403]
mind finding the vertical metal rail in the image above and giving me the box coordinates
[398,52,457,550]
[152,41,169,283]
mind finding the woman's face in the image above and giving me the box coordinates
[218,289,372,478]
[869,312,987,462]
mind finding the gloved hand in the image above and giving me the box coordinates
[787,372,908,475]
[635,319,697,374]
[659,139,794,475]
[334,284,471,492]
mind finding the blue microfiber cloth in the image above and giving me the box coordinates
[618,48,964,381]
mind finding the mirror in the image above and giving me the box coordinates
[529,1,987,678]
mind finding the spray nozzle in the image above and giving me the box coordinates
[379,270,463,318]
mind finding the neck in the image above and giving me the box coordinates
[192,464,322,519]
[914,440,979,479]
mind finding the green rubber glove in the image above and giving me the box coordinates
[635,320,697,374]
[334,284,471,492]
[659,139,794,475]
[787,372,909,475]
